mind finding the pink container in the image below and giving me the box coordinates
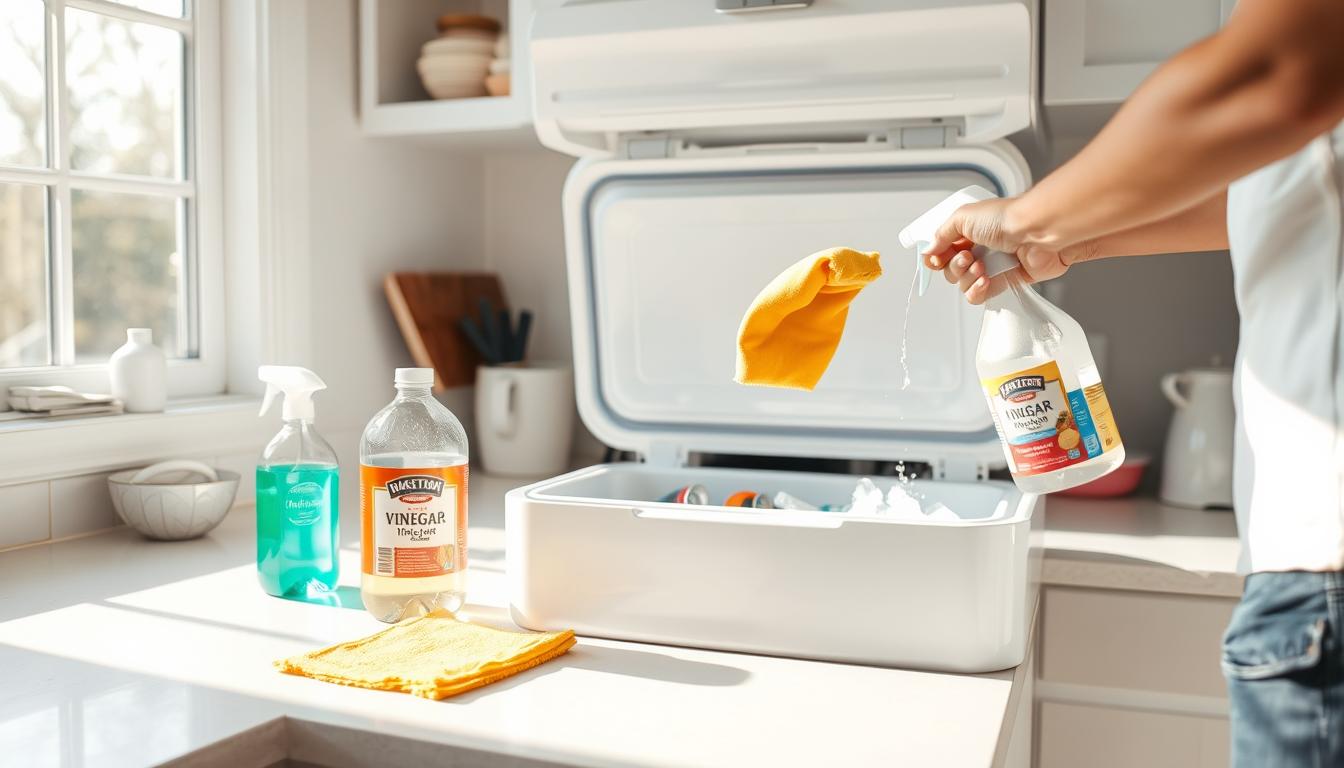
[1054,453,1150,498]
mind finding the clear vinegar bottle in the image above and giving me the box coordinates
[977,271,1125,494]
[359,368,469,622]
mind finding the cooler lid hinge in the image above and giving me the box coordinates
[932,457,988,482]
[621,133,679,160]
[884,122,962,150]
[643,442,688,468]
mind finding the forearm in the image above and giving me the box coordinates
[1065,190,1229,264]
[1008,0,1344,250]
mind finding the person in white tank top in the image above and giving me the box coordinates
[920,0,1344,764]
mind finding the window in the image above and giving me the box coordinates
[0,0,222,396]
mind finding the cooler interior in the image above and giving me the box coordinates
[525,462,1029,525]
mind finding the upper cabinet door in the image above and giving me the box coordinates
[1044,0,1235,105]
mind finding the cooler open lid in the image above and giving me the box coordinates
[563,142,1031,471]
[531,0,1033,157]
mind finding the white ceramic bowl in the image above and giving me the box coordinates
[418,53,491,78]
[417,54,490,99]
[423,80,489,99]
[422,64,491,84]
[418,67,488,98]
[108,460,239,541]
[422,36,494,57]
[421,50,492,65]
[438,27,498,42]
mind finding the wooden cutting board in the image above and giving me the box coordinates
[384,272,507,390]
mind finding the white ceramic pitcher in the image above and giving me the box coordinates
[1159,368,1234,508]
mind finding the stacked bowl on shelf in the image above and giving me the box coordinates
[416,13,505,100]
[486,32,510,97]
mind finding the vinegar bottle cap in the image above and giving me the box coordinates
[395,368,434,387]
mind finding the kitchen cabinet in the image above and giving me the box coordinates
[1035,585,1237,767]
[358,0,536,141]
[1039,702,1229,768]
[1043,0,1235,105]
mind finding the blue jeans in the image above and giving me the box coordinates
[1223,571,1344,767]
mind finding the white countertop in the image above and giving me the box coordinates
[0,470,1242,768]
[0,473,1039,768]
[1041,495,1242,598]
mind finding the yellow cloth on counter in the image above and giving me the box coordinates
[735,247,883,390]
[275,610,577,700]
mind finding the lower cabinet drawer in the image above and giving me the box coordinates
[1041,586,1237,697]
[1038,702,1229,768]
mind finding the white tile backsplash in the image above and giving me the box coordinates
[50,472,123,539]
[0,482,50,549]
[0,453,259,551]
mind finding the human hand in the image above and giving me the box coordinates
[921,197,1080,304]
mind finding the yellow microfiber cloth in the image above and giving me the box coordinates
[275,610,577,700]
[735,247,882,390]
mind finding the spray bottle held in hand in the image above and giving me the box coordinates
[900,186,1125,493]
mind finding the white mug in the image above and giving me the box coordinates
[474,363,575,477]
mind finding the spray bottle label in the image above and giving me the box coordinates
[982,361,1121,476]
[360,465,467,578]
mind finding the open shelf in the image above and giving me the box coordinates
[359,0,534,140]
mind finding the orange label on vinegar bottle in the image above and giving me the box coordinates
[981,361,1121,477]
[360,464,467,578]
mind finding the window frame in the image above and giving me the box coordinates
[0,0,308,488]
[0,0,225,399]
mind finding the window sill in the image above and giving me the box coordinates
[0,395,268,486]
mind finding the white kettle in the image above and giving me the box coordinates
[1159,368,1234,508]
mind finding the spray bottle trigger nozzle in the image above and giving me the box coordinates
[256,366,325,422]
[259,384,280,417]
[900,185,1020,298]
[916,240,934,297]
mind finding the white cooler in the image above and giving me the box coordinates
[508,0,1043,673]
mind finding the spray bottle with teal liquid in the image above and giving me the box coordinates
[256,366,340,597]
